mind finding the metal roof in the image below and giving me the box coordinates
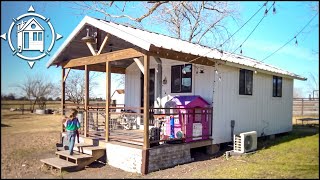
[47,16,306,80]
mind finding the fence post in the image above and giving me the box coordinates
[22,104,24,115]
[301,98,304,116]
[96,103,99,131]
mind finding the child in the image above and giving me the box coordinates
[63,109,81,155]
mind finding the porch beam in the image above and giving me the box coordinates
[143,55,150,149]
[97,34,110,55]
[133,57,144,74]
[84,65,89,137]
[148,45,215,67]
[105,61,111,142]
[63,48,144,68]
[63,68,71,82]
[71,64,126,74]
[86,42,97,56]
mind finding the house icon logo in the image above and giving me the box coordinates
[1,5,63,69]
[17,18,45,53]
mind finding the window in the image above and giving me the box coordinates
[171,64,192,93]
[38,32,42,41]
[273,76,282,97]
[33,32,37,41]
[239,69,253,95]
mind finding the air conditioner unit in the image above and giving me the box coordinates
[234,131,257,153]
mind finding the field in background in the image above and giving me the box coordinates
[1,109,319,179]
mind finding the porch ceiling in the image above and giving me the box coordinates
[56,24,140,71]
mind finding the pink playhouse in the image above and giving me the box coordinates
[164,95,211,143]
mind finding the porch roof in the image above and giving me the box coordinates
[47,16,306,80]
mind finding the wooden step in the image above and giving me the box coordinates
[56,150,92,161]
[75,145,106,155]
[40,157,78,172]
[74,142,93,148]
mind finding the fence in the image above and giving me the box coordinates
[293,98,319,116]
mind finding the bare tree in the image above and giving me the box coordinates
[72,1,239,47]
[306,72,319,98]
[293,87,303,98]
[17,75,58,112]
[309,1,319,13]
[64,71,99,104]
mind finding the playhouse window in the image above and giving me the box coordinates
[171,64,192,93]
[33,32,37,41]
[239,69,253,95]
[273,76,282,97]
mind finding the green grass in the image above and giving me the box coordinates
[192,126,319,179]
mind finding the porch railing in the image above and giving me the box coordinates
[62,104,213,147]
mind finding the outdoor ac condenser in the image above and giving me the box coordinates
[233,131,257,153]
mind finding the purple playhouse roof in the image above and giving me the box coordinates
[171,95,209,107]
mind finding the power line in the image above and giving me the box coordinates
[254,12,319,65]
[224,2,275,59]
[218,1,269,49]
[187,1,269,64]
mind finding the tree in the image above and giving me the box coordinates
[1,93,16,100]
[64,71,99,104]
[293,87,303,98]
[306,72,319,98]
[73,1,239,46]
[17,75,58,112]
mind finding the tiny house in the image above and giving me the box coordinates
[45,16,307,174]
[17,18,44,52]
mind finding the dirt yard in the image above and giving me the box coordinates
[1,109,319,179]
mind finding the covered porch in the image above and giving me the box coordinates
[52,17,216,174]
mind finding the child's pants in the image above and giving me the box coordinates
[67,130,77,155]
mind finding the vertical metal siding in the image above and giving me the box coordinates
[212,65,294,144]
[125,58,294,145]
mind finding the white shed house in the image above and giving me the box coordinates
[45,16,307,174]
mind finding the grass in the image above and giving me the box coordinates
[1,110,61,134]
[1,109,319,178]
[192,125,319,179]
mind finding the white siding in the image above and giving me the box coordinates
[212,65,293,144]
[125,57,214,108]
[125,58,294,145]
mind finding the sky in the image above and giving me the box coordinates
[1,1,319,99]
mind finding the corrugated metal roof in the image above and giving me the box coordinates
[47,16,306,80]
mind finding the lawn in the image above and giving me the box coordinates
[192,125,319,179]
[1,109,319,179]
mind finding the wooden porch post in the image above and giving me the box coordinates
[105,61,110,142]
[84,65,89,137]
[141,55,150,175]
[143,55,150,149]
[61,68,65,142]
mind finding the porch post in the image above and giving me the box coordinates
[61,68,65,141]
[84,65,89,137]
[142,54,150,175]
[105,61,110,142]
[143,54,150,149]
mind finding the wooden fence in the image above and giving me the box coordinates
[2,99,319,117]
[293,98,319,116]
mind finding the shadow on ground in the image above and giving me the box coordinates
[1,123,11,127]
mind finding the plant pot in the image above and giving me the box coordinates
[35,109,45,114]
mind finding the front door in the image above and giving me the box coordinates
[140,69,155,110]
